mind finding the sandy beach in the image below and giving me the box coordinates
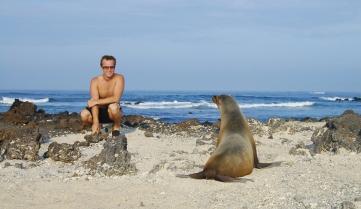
[1,118,361,209]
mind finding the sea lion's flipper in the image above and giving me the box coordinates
[176,174,191,178]
[256,161,283,169]
[189,171,206,179]
[214,175,254,183]
[176,171,206,179]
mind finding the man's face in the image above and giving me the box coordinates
[101,59,116,78]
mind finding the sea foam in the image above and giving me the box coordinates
[320,97,353,102]
[122,100,314,109]
[0,97,50,105]
[122,100,215,109]
[311,91,326,95]
[240,101,314,108]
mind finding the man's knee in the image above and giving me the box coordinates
[108,103,120,113]
[80,109,92,122]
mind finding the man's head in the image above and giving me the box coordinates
[100,55,117,79]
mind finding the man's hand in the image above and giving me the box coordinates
[87,99,98,108]
[91,122,100,134]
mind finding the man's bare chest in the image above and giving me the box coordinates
[98,80,116,98]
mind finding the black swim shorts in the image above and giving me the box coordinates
[86,105,122,123]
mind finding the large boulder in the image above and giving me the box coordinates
[3,99,37,124]
[0,127,42,161]
[311,110,361,153]
[84,135,136,176]
[46,142,81,163]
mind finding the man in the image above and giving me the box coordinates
[80,55,125,136]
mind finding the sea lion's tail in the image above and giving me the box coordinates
[256,161,283,169]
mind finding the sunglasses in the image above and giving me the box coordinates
[102,66,115,70]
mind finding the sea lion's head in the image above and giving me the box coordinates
[212,95,240,112]
[212,95,221,107]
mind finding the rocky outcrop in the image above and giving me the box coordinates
[46,142,81,163]
[2,99,44,124]
[174,118,201,129]
[267,118,288,133]
[123,116,219,138]
[311,110,361,153]
[0,127,42,161]
[47,112,83,134]
[123,115,156,127]
[247,118,267,136]
[84,133,108,143]
[84,135,136,176]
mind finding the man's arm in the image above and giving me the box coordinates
[89,77,100,133]
[88,75,125,107]
[90,77,100,101]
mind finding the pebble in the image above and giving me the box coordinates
[354,197,361,202]
[341,201,356,209]
[14,163,24,169]
[144,131,154,138]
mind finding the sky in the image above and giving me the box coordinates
[0,0,360,92]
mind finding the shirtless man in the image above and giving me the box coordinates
[80,55,125,135]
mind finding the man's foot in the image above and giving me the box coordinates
[91,123,101,134]
[112,130,120,137]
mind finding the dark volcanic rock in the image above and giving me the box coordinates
[300,117,318,122]
[53,112,82,132]
[84,135,136,176]
[84,133,108,143]
[0,127,42,161]
[311,110,361,153]
[47,142,81,163]
[1,100,83,138]
[175,118,201,129]
[74,140,90,147]
[168,118,204,134]
[123,115,155,127]
[3,99,38,124]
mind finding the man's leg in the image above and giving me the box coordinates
[80,108,93,126]
[108,103,122,131]
[90,106,101,133]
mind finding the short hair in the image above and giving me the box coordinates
[100,55,116,67]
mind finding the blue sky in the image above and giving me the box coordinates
[0,0,360,91]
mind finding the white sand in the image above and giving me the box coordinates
[1,121,361,209]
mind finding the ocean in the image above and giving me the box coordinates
[0,90,360,123]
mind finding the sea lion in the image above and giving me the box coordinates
[178,95,274,182]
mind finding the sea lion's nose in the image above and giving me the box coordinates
[212,96,218,103]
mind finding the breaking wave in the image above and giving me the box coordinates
[0,97,50,105]
[122,100,215,109]
[122,100,314,109]
[240,101,314,108]
[320,97,352,102]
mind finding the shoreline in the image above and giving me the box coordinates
[2,90,361,124]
